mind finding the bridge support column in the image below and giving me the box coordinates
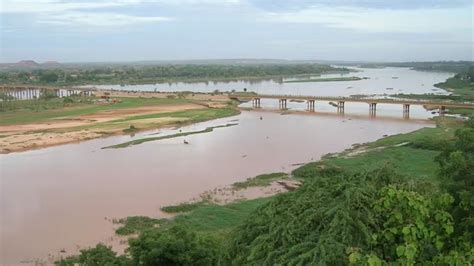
[337,101,345,114]
[439,105,446,116]
[403,104,410,119]
[252,98,261,108]
[307,100,315,112]
[279,99,287,110]
[369,103,377,117]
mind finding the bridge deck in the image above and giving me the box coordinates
[232,94,474,109]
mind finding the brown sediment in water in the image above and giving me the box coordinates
[1,111,434,265]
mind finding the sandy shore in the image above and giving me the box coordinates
[0,92,232,154]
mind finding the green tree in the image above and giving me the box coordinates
[128,224,219,266]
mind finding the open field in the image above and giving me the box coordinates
[0,92,239,153]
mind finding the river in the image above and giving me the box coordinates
[0,67,453,265]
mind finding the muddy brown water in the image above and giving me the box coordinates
[0,110,435,265]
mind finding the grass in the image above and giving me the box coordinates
[116,107,238,123]
[232,172,288,189]
[292,117,463,185]
[434,75,474,101]
[166,197,273,232]
[0,97,189,126]
[284,76,362,83]
[161,201,209,213]
[103,122,238,149]
[323,146,440,180]
[114,216,165,235]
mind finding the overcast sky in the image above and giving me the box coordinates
[0,0,473,63]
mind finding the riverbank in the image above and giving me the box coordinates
[0,92,239,154]
[55,113,470,265]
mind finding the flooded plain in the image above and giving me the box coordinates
[1,67,453,265]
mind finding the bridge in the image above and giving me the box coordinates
[231,93,474,117]
[0,85,96,100]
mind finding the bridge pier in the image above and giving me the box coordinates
[307,100,315,112]
[403,104,410,119]
[369,103,377,117]
[279,99,287,110]
[337,101,345,114]
[252,98,261,108]
[439,105,446,116]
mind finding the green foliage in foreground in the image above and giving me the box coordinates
[56,244,130,266]
[231,172,288,189]
[127,225,219,266]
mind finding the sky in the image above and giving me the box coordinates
[0,0,473,63]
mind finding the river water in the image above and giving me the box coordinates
[1,67,453,265]
[92,67,453,97]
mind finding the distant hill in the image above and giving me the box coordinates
[0,60,62,70]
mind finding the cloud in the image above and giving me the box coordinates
[260,5,473,34]
[0,0,239,26]
[0,0,177,26]
[250,0,473,11]
[37,12,172,26]
[0,0,239,13]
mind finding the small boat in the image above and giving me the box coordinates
[183,140,189,144]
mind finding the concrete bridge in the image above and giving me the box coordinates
[231,93,474,117]
[0,85,96,100]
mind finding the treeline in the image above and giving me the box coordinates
[57,118,474,265]
[0,64,345,86]
[358,61,474,73]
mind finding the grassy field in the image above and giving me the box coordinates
[435,75,474,100]
[0,96,190,126]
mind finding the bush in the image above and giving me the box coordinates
[128,224,219,266]
[63,97,74,104]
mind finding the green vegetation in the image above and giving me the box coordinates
[114,216,164,236]
[223,118,474,265]
[0,64,348,86]
[56,115,474,265]
[0,96,188,126]
[434,66,474,101]
[284,76,362,83]
[232,172,288,189]
[56,244,129,266]
[103,122,238,149]
[161,201,208,214]
[168,198,273,232]
[122,125,138,133]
